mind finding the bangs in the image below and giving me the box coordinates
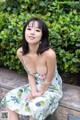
[27,20,42,30]
[22,17,49,55]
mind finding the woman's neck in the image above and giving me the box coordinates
[28,44,39,54]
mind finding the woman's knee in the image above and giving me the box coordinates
[6,106,17,115]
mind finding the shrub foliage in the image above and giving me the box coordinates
[0,0,80,74]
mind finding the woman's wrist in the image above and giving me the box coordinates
[44,81,51,85]
[40,81,51,95]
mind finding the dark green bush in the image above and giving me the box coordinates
[0,0,80,74]
[59,1,80,13]
[49,11,80,73]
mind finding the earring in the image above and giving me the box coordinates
[39,41,41,44]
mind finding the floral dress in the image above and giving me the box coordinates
[1,65,63,120]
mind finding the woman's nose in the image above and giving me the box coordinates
[30,29,35,35]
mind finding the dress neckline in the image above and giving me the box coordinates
[23,59,46,78]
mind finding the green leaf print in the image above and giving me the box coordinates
[49,96,56,103]
[25,106,30,112]
[11,96,20,103]
[17,89,23,98]
[49,85,61,93]
[36,101,46,107]
[14,109,20,113]
[17,92,22,97]
[53,85,59,90]
[1,97,7,105]
[34,113,43,120]
[20,102,30,112]
[22,85,30,93]
[1,97,10,106]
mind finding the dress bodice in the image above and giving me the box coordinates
[23,59,46,80]
[23,59,62,86]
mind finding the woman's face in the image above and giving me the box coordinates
[25,21,42,45]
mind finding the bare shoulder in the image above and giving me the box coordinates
[17,47,23,57]
[16,47,23,63]
[44,48,56,59]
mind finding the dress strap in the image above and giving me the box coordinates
[22,59,36,77]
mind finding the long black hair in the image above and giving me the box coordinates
[22,17,50,55]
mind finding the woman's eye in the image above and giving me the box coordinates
[36,29,40,32]
[27,28,31,30]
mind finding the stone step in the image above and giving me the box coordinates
[0,68,28,100]
[0,68,80,120]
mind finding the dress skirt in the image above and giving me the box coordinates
[1,69,63,120]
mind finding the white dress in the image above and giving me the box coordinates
[1,65,63,120]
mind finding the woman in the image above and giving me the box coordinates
[1,17,63,120]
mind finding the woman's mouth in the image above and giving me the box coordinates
[29,36,35,40]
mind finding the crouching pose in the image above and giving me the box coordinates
[1,17,63,120]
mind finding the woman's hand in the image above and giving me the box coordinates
[39,82,50,95]
[31,91,42,98]
[27,81,50,100]
[27,93,33,100]
[27,91,42,100]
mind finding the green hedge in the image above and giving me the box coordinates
[0,0,80,74]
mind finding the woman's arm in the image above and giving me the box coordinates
[17,47,23,64]
[17,47,40,98]
[40,50,56,94]
[28,74,38,96]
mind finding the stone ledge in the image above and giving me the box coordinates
[0,68,80,120]
[60,83,80,112]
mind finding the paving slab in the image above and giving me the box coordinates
[0,68,28,89]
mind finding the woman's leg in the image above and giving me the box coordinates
[6,107,19,120]
[29,116,34,120]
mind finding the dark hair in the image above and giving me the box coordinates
[22,17,50,55]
